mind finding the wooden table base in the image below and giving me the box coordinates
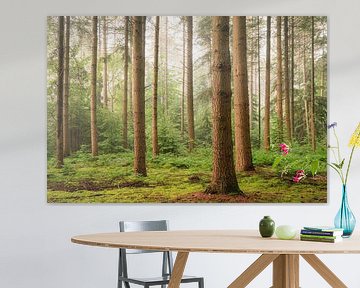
[168,252,348,288]
[226,254,348,288]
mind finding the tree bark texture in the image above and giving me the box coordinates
[181,19,186,138]
[310,16,316,151]
[56,16,65,167]
[276,16,283,143]
[263,16,271,151]
[233,16,254,172]
[186,16,195,151]
[152,16,160,157]
[122,16,129,149]
[205,16,242,195]
[284,16,291,142]
[102,16,108,108]
[90,16,98,157]
[63,16,70,157]
[290,16,295,139]
[132,16,147,176]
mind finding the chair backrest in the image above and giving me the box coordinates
[119,220,169,254]
[118,220,173,282]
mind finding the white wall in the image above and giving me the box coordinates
[1,0,360,287]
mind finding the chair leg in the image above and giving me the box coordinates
[199,278,204,288]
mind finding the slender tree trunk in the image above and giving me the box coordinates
[257,16,261,146]
[205,16,242,195]
[276,16,283,143]
[56,16,65,168]
[303,29,310,142]
[304,99,310,141]
[320,44,325,97]
[164,16,169,114]
[152,16,160,157]
[290,16,295,140]
[90,16,98,157]
[249,25,254,131]
[233,16,254,172]
[102,16,108,108]
[310,16,316,151]
[123,16,129,149]
[181,19,185,138]
[263,16,271,151]
[129,25,133,119]
[63,16,70,157]
[132,16,147,176]
[186,16,195,151]
[284,17,291,142]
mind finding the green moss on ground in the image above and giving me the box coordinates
[47,147,327,203]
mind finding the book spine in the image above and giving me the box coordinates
[300,234,337,240]
[301,230,335,236]
[300,237,337,243]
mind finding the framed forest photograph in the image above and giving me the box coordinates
[47,16,327,203]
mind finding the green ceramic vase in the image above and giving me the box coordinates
[259,216,275,238]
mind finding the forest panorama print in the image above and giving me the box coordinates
[47,16,327,203]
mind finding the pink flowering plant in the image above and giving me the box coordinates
[272,142,320,182]
[272,143,293,178]
[293,169,306,183]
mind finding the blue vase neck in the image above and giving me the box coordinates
[341,184,349,205]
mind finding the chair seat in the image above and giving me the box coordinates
[119,274,203,286]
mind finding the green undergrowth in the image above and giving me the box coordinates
[47,147,327,203]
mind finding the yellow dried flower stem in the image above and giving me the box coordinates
[349,122,360,148]
[345,122,360,185]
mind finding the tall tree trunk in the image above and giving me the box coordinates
[205,16,242,195]
[132,16,147,176]
[152,16,160,157]
[123,16,129,149]
[129,24,133,119]
[186,16,195,151]
[284,17,291,142]
[303,29,310,142]
[102,16,108,108]
[90,16,98,157]
[233,16,254,172]
[181,18,185,138]
[310,16,316,151]
[164,16,169,114]
[276,16,283,143]
[263,16,271,151]
[290,16,295,140]
[63,16,70,157]
[304,99,310,141]
[249,24,254,131]
[257,16,261,147]
[56,16,65,168]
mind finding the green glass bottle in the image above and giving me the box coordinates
[259,216,275,238]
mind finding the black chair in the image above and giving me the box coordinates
[118,220,204,288]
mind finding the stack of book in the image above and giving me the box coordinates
[300,226,344,243]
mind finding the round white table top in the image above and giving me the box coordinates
[71,230,360,254]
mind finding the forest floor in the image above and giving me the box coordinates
[47,147,327,203]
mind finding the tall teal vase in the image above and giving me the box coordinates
[334,185,356,237]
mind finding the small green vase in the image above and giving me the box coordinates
[259,216,275,238]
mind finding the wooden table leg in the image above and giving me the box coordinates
[168,252,189,288]
[273,254,299,288]
[301,254,347,288]
[228,254,279,288]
